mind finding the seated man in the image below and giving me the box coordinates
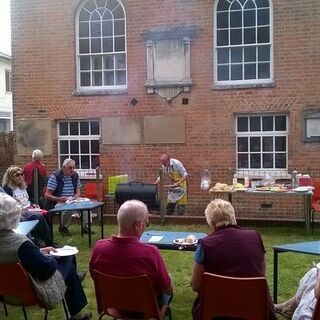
[89,199,173,305]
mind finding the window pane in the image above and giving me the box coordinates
[230,1,241,10]
[258,62,270,78]
[80,122,89,135]
[217,48,229,63]
[114,20,125,35]
[244,0,255,9]
[231,64,242,80]
[217,65,229,81]
[244,28,256,44]
[262,153,273,168]
[230,11,242,27]
[251,153,261,168]
[81,72,91,86]
[244,9,256,26]
[244,64,256,79]
[244,46,256,62]
[256,0,269,8]
[250,117,260,131]
[257,26,269,43]
[91,155,100,168]
[91,38,102,53]
[113,5,124,19]
[107,0,119,11]
[103,38,113,52]
[115,53,126,68]
[258,45,270,61]
[93,56,102,70]
[230,29,242,45]
[275,136,286,151]
[217,12,228,28]
[115,71,126,85]
[73,156,80,168]
[70,122,79,135]
[262,116,273,131]
[59,122,69,135]
[93,71,102,86]
[60,156,68,166]
[217,30,229,46]
[263,136,273,151]
[275,116,287,131]
[115,36,125,51]
[275,153,286,168]
[80,140,89,153]
[104,55,114,68]
[90,122,100,135]
[238,154,249,168]
[79,22,89,37]
[217,0,231,11]
[250,137,260,152]
[79,39,89,54]
[81,156,90,169]
[70,140,79,153]
[91,140,99,153]
[80,56,90,70]
[237,117,248,132]
[59,140,69,154]
[231,47,242,63]
[238,137,248,152]
[84,1,96,12]
[91,21,101,37]
[79,9,90,21]
[257,8,269,25]
[102,20,113,36]
[104,71,114,85]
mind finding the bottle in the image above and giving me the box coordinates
[292,169,298,188]
[232,174,237,186]
[200,169,211,191]
[244,177,250,188]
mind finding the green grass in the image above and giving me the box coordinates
[3,221,320,319]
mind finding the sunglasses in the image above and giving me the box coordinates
[15,173,23,177]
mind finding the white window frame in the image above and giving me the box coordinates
[75,0,127,93]
[58,120,101,179]
[214,0,274,87]
[235,114,289,179]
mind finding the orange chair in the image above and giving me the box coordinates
[84,182,106,202]
[92,270,172,320]
[0,262,69,320]
[199,272,269,320]
[311,179,320,233]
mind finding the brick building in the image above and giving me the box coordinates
[10,0,320,220]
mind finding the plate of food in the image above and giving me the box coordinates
[255,186,271,191]
[49,245,79,257]
[270,187,288,193]
[173,235,198,246]
[293,187,312,193]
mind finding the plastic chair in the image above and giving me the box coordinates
[84,182,106,202]
[311,179,320,233]
[92,270,172,320]
[199,272,269,320]
[0,262,69,320]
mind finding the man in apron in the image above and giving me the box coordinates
[155,153,188,215]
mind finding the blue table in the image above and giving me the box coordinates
[141,230,207,251]
[49,200,104,247]
[13,220,39,236]
[273,241,320,303]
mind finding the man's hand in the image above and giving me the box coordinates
[58,196,68,203]
[40,247,56,255]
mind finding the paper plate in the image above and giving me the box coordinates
[293,187,312,193]
[50,246,79,257]
[173,238,198,246]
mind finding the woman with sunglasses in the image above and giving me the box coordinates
[2,165,52,246]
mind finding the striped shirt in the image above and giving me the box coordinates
[47,174,81,197]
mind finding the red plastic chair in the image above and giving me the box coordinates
[199,272,269,320]
[311,180,320,233]
[84,182,106,202]
[0,262,69,320]
[92,270,172,320]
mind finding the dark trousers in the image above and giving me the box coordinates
[56,256,87,316]
[20,210,52,245]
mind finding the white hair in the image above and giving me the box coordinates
[117,200,148,230]
[32,149,43,161]
[0,193,21,230]
[62,158,75,168]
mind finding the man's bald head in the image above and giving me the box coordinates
[160,153,170,166]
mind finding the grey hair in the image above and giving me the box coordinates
[0,193,21,230]
[32,149,43,161]
[117,200,148,230]
[62,158,75,168]
[205,199,237,229]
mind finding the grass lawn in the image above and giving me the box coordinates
[2,220,320,319]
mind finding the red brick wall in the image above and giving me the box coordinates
[10,0,320,219]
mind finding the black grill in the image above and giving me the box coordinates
[115,182,160,211]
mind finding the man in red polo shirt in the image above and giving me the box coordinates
[89,200,173,301]
[23,149,47,205]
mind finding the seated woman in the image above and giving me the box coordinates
[2,165,51,246]
[0,193,92,320]
[190,199,276,320]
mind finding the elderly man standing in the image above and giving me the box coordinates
[89,200,173,304]
[155,153,188,215]
[45,158,91,236]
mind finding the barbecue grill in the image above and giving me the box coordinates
[115,181,160,211]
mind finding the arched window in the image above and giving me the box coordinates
[76,0,127,92]
[214,0,273,86]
